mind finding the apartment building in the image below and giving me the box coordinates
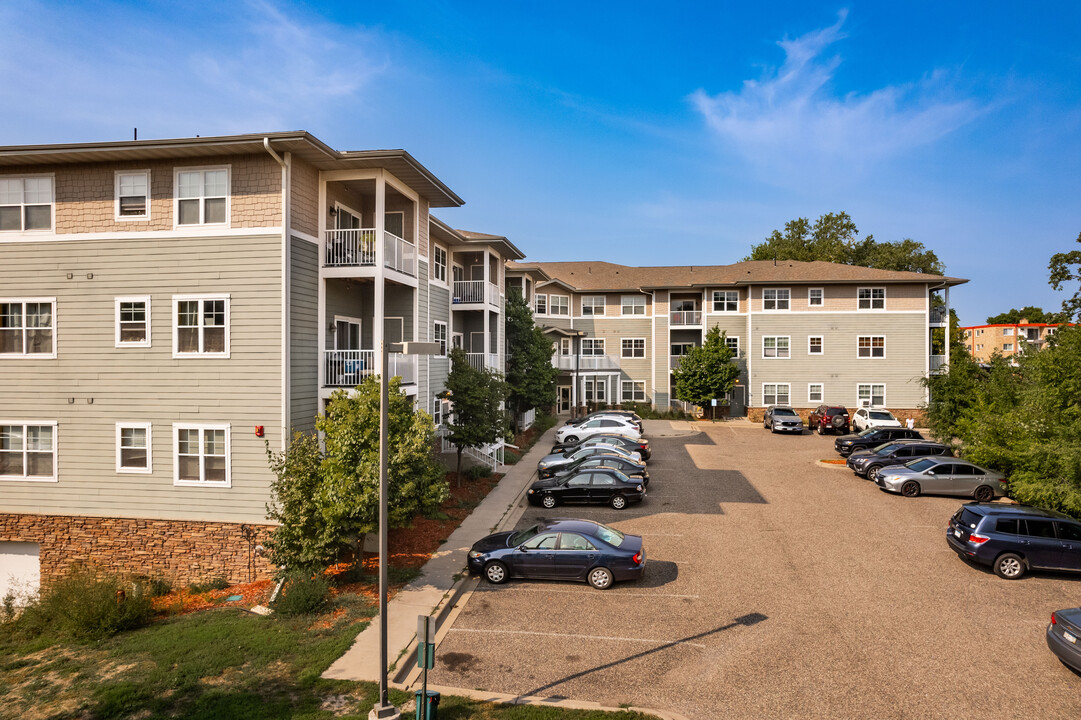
[961,320,1073,362]
[506,260,966,420]
[0,132,519,593]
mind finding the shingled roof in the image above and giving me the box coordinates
[507,260,966,291]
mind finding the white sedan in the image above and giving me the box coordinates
[554,417,642,444]
[852,408,902,432]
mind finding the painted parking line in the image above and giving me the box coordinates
[447,627,708,649]
[472,586,700,599]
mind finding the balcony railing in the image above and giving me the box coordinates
[551,354,621,371]
[323,228,416,277]
[670,355,686,370]
[452,280,502,307]
[324,349,375,387]
[466,352,500,371]
[930,354,946,373]
[383,231,416,277]
[670,310,702,326]
[387,352,418,384]
[930,307,948,326]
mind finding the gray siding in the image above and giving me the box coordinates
[325,280,374,349]
[290,236,318,433]
[417,260,429,405]
[428,284,451,408]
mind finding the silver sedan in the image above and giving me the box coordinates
[876,457,1007,501]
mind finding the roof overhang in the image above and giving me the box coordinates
[540,325,585,337]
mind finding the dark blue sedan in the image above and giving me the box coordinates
[467,518,645,589]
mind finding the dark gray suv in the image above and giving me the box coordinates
[846,440,953,481]
[947,503,1081,579]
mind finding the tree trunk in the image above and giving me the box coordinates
[456,447,463,488]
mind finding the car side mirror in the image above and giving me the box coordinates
[925,471,935,476]
[518,546,528,552]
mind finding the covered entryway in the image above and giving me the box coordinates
[0,541,40,604]
[557,386,571,413]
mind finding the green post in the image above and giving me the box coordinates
[416,615,435,719]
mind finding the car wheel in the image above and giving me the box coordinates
[541,494,557,509]
[564,435,578,444]
[900,480,921,497]
[868,465,882,481]
[994,553,1025,580]
[770,425,776,434]
[831,416,846,431]
[484,561,509,584]
[587,566,614,589]
[610,494,627,510]
[973,485,995,503]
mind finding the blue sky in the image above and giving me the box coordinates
[2,1,1080,324]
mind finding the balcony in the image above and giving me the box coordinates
[452,280,502,308]
[551,354,621,371]
[670,355,685,370]
[929,355,946,373]
[323,349,417,387]
[466,352,500,371]
[670,310,702,326]
[929,307,948,327]
[323,229,416,277]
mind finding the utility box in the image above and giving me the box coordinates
[414,690,440,720]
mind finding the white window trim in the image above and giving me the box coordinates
[762,288,791,312]
[384,210,405,240]
[857,335,886,359]
[808,383,824,403]
[808,335,824,355]
[549,294,570,316]
[621,337,646,358]
[582,296,606,316]
[808,287,824,306]
[114,296,152,348]
[433,321,448,356]
[581,338,605,356]
[432,244,448,286]
[173,165,230,228]
[0,297,57,359]
[114,169,151,222]
[725,336,740,355]
[0,174,55,234]
[857,286,886,311]
[856,383,886,408]
[116,421,152,474]
[761,383,791,406]
[620,380,646,402]
[534,293,548,315]
[712,290,739,313]
[172,423,231,487]
[762,335,791,359]
[621,295,646,316]
[172,294,231,359]
[0,420,58,482]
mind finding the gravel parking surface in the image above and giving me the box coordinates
[431,423,1081,719]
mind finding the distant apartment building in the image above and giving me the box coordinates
[506,260,966,420]
[0,132,520,594]
[961,320,1072,362]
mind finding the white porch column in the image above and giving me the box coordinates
[374,173,386,376]
[482,248,491,357]
[944,286,951,368]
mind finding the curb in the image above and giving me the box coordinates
[408,684,692,720]
[816,459,851,470]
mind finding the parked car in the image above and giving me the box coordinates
[876,457,1007,500]
[846,441,953,481]
[947,502,1081,579]
[468,518,646,589]
[1047,607,1081,673]
[527,467,646,510]
[552,455,649,485]
[851,407,902,432]
[834,427,923,457]
[809,405,850,434]
[565,410,644,432]
[554,417,641,445]
[763,406,804,434]
[537,445,643,479]
[551,433,651,461]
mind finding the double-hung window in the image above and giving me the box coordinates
[433,321,447,356]
[621,295,645,316]
[582,296,605,316]
[549,295,569,316]
[622,381,646,402]
[116,422,152,473]
[808,383,824,403]
[762,384,790,406]
[115,296,151,347]
[725,336,740,355]
[581,338,605,356]
[857,335,885,358]
[621,338,645,358]
[808,336,823,355]
[762,336,790,358]
[0,422,56,480]
[713,290,738,312]
[173,295,229,357]
[763,288,790,310]
[858,287,885,310]
[176,167,229,226]
[174,424,230,486]
[857,384,885,407]
[534,293,547,314]
[432,246,447,283]
[808,288,824,306]
[0,299,55,357]
[0,176,53,232]
[115,171,150,220]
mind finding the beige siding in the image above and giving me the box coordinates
[290,237,319,432]
[289,157,319,238]
[750,283,927,312]
[0,234,284,524]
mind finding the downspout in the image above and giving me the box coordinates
[265,138,291,450]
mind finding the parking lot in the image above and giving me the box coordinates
[429,422,1081,718]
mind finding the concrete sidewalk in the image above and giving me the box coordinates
[322,425,557,683]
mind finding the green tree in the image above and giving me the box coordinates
[672,327,740,412]
[1049,230,1081,321]
[440,348,507,483]
[504,291,558,431]
[985,306,1059,324]
[265,375,448,575]
[931,308,968,360]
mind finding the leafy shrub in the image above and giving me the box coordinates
[188,576,230,594]
[131,575,173,597]
[2,571,153,641]
[272,573,330,617]
[503,448,521,465]
[464,464,492,480]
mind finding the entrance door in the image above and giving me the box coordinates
[558,386,571,413]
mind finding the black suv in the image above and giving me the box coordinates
[947,503,1081,579]
[809,405,850,434]
[835,427,923,456]
[846,440,953,480]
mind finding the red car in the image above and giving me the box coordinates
[809,405,850,434]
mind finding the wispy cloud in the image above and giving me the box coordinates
[690,11,982,181]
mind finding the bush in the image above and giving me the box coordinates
[272,573,330,617]
[464,464,493,480]
[188,576,230,594]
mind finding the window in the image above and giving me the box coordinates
[0,299,55,356]
[621,295,646,316]
[116,422,152,473]
[857,336,885,358]
[1002,327,1014,336]
[0,176,53,232]
[725,336,740,355]
[671,342,695,356]
[0,422,56,480]
[432,398,442,427]
[523,533,558,550]
[549,295,569,315]
[432,246,447,283]
[115,171,149,220]
[115,296,151,347]
[173,424,230,486]
[762,384,790,406]
[858,287,885,310]
[713,290,738,312]
[559,533,596,551]
[175,167,228,226]
[762,336,790,358]
[173,295,229,357]
[534,293,547,314]
[581,338,605,356]
[763,288,790,311]
[621,381,646,402]
[808,336,823,355]
[857,384,885,407]
[1002,343,1014,351]
[582,296,606,316]
[584,378,605,402]
[433,322,447,356]
[384,211,404,238]
[621,338,645,358]
[559,338,571,355]
[808,288,824,306]
[808,383,824,403]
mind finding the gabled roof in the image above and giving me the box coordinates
[427,217,525,260]
[507,260,966,291]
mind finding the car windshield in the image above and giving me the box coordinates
[869,411,893,420]
[903,458,937,472]
[509,525,541,546]
[873,443,904,455]
[774,408,797,416]
[592,522,625,547]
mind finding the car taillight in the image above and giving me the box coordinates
[632,552,642,564]
[968,534,989,544]
[1051,612,1057,625]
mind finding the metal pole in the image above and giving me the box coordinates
[373,334,398,719]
